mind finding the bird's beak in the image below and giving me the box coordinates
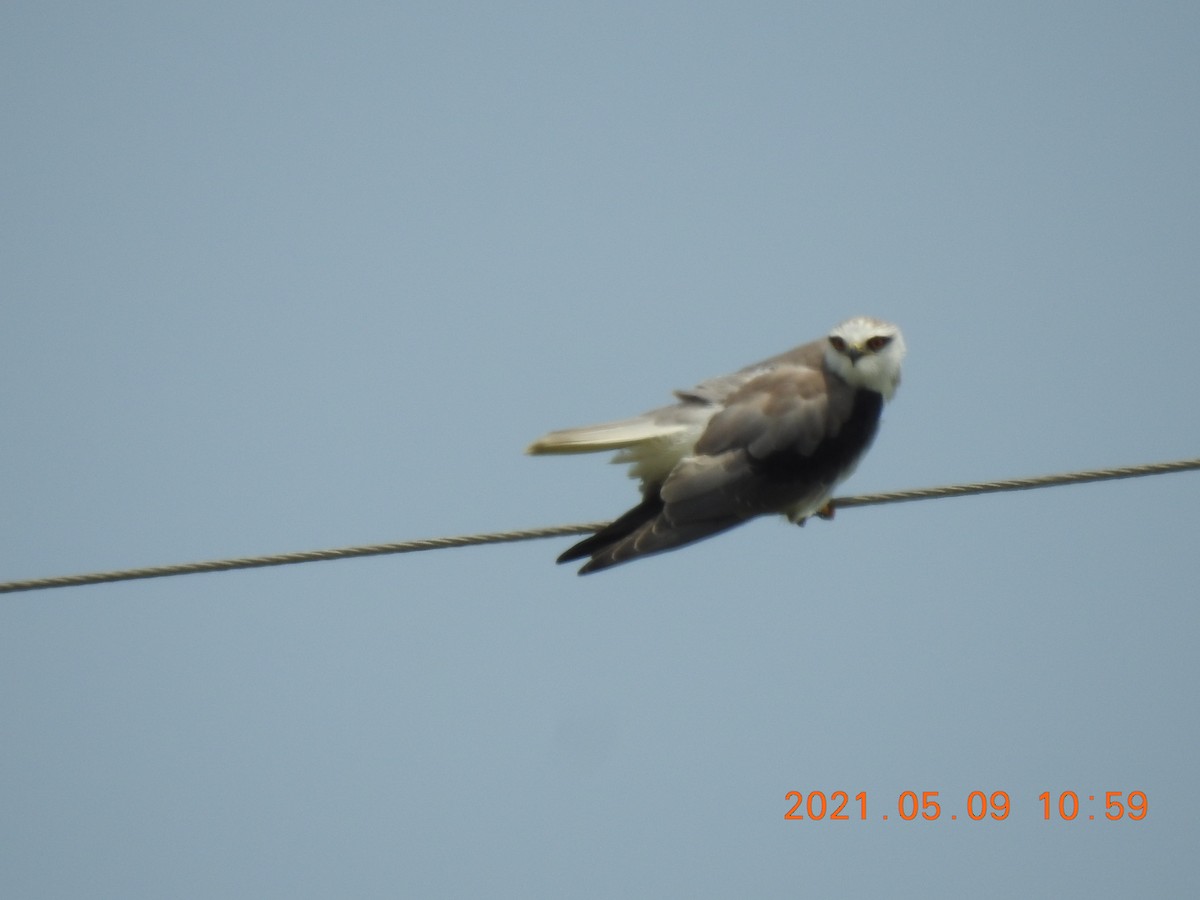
[844,344,864,364]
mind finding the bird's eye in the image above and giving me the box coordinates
[828,336,847,352]
[865,335,892,352]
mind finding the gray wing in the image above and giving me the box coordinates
[528,337,830,487]
[672,337,827,404]
[575,364,857,572]
[663,364,855,520]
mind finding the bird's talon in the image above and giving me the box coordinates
[815,502,836,520]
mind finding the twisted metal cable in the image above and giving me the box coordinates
[831,457,1200,508]
[2,457,1197,594]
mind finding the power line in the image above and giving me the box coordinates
[2,457,1197,595]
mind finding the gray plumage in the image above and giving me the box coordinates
[528,317,906,573]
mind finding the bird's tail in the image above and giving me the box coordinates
[526,416,687,455]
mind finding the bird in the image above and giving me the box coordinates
[527,316,906,574]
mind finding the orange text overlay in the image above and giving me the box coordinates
[783,790,1148,822]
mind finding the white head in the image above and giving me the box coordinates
[822,316,906,400]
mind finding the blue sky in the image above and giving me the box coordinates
[3,2,1199,897]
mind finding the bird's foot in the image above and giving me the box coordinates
[789,501,836,527]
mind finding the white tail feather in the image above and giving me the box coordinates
[526,417,687,455]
